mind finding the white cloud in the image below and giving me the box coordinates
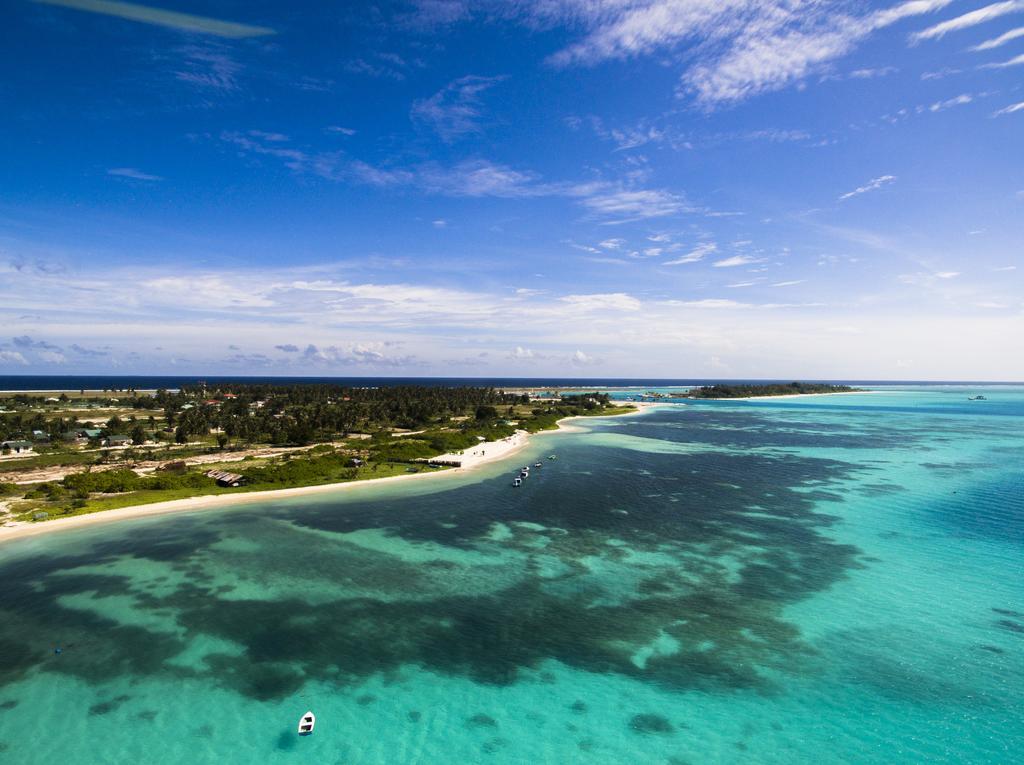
[559,292,642,311]
[849,66,899,78]
[411,75,505,141]
[994,265,1018,271]
[571,186,691,221]
[432,219,448,228]
[772,280,806,287]
[529,0,956,106]
[108,167,163,181]
[910,1,1024,43]
[570,349,597,366]
[174,44,244,91]
[935,271,961,278]
[419,160,542,197]
[509,346,537,360]
[839,174,897,200]
[0,351,28,365]
[300,342,416,367]
[713,255,759,268]
[676,299,749,309]
[971,25,1024,49]
[993,101,1024,116]
[664,242,717,265]
[981,52,1024,68]
[599,238,626,250]
[34,0,274,37]
[929,93,972,111]
[325,126,357,136]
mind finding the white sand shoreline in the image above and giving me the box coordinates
[715,390,878,401]
[0,403,656,545]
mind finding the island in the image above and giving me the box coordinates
[686,382,862,399]
[0,385,636,528]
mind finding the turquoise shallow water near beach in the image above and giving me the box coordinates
[1,386,1022,763]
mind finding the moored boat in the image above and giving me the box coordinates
[298,711,315,736]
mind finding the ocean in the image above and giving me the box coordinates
[0,385,1021,763]
[1,375,1020,392]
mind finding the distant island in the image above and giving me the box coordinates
[0,384,635,528]
[686,382,862,399]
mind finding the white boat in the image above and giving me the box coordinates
[298,711,316,736]
[513,477,522,487]
[534,462,542,468]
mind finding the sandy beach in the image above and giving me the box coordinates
[719,390,877,401]
[0,403,655,545]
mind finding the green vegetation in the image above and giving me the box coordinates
[0,384,633,524]
[686,382,860,399]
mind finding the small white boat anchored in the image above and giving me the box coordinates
[298,711,316,736]
[513,477,522,487]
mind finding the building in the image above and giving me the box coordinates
[1,440,33,454]
[104,435,133,447]
[206,469,247,487]
[62,428,102,443]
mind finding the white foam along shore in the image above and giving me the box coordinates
[0,403,656,545]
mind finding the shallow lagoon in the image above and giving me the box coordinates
[0,387,1022,763]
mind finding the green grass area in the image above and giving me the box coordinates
[0,450,102,473]
[18,460,446,521]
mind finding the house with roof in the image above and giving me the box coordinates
[62,428,102,443]
[1,440,34,454]
[103,435,133,447]
[206,469,247,487]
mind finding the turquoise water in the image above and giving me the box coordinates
[1,386,1022,763]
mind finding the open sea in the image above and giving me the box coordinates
[0,385,1022,763]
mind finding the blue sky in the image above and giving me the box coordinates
[2,0,1022,379]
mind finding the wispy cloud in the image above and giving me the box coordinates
[971,25,1024,49]
[345,54,410,81]
[411,75,505,141]
[839,174,897,200]
[713,255,760,268]
[993,101,1024,116]
[910,1,1024,43]
[33,0,274,37]
[220,130,311,172]
[664,242,717,265]
[558,293,642,311]
[108,167,162,181]
[174,44,243,91]
[536,0,953,106]
[570,186,691,222]
[981,52,1024,68]
[929,93,973,111]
